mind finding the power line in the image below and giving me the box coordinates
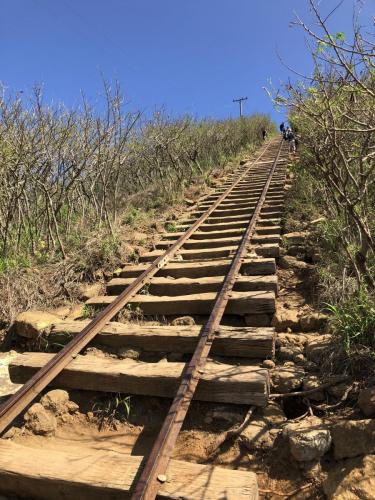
[232,96,248,117]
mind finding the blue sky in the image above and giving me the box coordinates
[0,0,373,122]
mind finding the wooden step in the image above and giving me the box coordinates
[107,274,278,295]
[176,217,280,232]
[9,353,270,405]
[50,321,275,358]
[178,207,283,226]
[0,441,258,500]
[162,225,280,241]
[140,243,279,262]
[119,257,275,278]
[198,196,284,209]
[156,235,280,251]
[86,290,276,316]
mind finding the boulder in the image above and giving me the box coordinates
[171,316,195,326]
[276,333,307,349]
[293,353,306,365]
[11,311,60,339]
[79,283,102,301]
[305,334,332,363]
[278,345,303,361]
[283,416,331,462]
[331,419,375,459]
[323,454,375,499]
[117,347,141,360]
[287,245,305,257]
[283,232,309,246]
[302,376,325,401]
[358,387,375,417]
[40,389,78,416]
[271,366,305,393]
[300,313,329,332]
[240,419,272,450]
[259,402,287,427]
[262,359,275,369]
[279,255,312,271]
[272,308,300,332]
[24,403,57,436]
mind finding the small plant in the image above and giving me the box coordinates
[327,289,375,353]
[165,222,178,233]
[92,393,131,430]
[81,304,96,319]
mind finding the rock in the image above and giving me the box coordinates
[67,304,85,320]
[1,426,21,439]
[259,402,287,427]
[272,308,300,332]
[171,316,195,326]
[323,454,375,499]
[24,403,57,436]
[271,366,305,393]
[300,313,329,332]
[40,389,78,416]
[287,245,305,257]
[302,376,325,401]
[240,419,272,450]
[305,335,332,363]
[11,310,60,339]
[293,353,306,365]
[262,359,275,369]
[85,347,108,358]
[279,255,311,271]
[117,347,141,360]
[358,387,375,417]
[284,416,331,462]
[302,459,322,479]
[79,283,102,301]
[278,345,303,361]
[276,333,307,349]
[283,232,309,246]
[331,419,375,459]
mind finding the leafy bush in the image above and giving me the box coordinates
[327,291,375,353]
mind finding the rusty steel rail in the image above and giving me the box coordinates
[130,138,284,500]
[0,141,274,434]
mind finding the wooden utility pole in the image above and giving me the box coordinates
[233,96,248,117]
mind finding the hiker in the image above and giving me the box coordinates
[262,128,267,141]
[279,122,285,134]
[286,128,296,153]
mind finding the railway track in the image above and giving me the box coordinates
[0,137,289,499]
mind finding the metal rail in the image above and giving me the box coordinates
[0,141,274,434]
[131,139,284,500]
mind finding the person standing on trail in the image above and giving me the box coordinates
[279,122,285,134]
[286,128,296,153]
[262,128,268,141]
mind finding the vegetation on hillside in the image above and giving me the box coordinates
[275,0,375,355]
[0,84,272,268]
[0,84,274,324]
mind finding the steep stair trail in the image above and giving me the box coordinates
[0,137,289,499]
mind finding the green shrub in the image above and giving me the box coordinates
[327,290,375,353]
